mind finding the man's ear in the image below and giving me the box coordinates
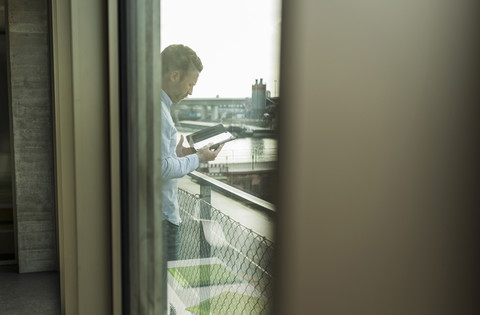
[169,70,180,83]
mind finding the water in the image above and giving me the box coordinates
[178,126,278,203]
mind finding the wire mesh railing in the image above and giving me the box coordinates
[167,188,274,315]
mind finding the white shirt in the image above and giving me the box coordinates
[161,90,199,224]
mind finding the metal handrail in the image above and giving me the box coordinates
[187,170,275,212]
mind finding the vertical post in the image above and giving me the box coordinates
[199,182,211,313]
[124,0,164,313]
[199,183,212,257]
[200,184,212,205]
[107,0,122,313]
[51,0,112,312]
[199,183,211,205]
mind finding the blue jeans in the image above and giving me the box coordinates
[163,220,180,261]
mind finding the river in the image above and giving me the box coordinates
[177,128,277,166]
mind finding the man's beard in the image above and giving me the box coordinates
[173,94,188,104]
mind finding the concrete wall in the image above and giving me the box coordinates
[0,2,11,185]
[7,0,57,273]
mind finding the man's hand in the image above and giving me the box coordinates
[196,143,224,163]
[176,135,194,157]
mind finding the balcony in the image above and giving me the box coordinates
[168,172,275,314]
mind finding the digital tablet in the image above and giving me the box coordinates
[186,124,236,151]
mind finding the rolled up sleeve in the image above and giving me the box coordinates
[161,102,199,180]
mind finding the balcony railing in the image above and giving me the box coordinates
[167,173,274,314]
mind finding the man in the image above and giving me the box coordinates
[161,44,223,261]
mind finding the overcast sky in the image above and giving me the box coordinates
[161,0,282,98]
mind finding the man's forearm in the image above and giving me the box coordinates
[161,154,200,179]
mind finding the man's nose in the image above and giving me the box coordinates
[188,87,193,95]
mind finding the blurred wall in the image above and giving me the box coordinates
[0,1,10,184]
[276,1,479,314]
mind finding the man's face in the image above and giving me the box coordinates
[168,70,200,104]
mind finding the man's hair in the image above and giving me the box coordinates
[161,44,203,79]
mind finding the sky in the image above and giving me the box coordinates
[161,0,282,98]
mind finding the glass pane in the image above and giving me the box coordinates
[160,1,281,314]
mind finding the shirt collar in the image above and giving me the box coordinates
[161,90,173,108]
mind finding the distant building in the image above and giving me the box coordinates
[250,78,267,118]
[176,78,278,121]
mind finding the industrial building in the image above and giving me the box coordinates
[172,78,278,123]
